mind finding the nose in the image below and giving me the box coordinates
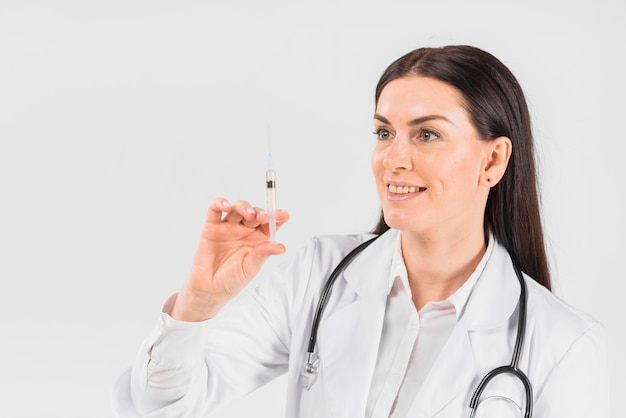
[383,136,413,172]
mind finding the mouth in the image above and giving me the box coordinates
[386,183,426,201]
[388,184,426,194]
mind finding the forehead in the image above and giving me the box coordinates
[375,76,466,119]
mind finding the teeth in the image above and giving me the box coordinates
[389,185,417,194]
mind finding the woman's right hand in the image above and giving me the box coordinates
[170,198,289,322]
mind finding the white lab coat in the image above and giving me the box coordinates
[112,229,610,417]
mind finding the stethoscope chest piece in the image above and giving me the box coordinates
[301,352,320,390]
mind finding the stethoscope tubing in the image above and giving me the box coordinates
[304,232,533,417]
[306,234,383,354]
[469,261,533,417]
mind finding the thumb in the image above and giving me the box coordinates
[242,242,286,277]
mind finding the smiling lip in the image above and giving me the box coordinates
[386,182,427,201]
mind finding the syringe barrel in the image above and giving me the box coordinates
[266,169,276,188]
[265,169,277,242]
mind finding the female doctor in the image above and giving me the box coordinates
[113,45,610,417]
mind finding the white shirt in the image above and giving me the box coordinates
[366,234,494,417]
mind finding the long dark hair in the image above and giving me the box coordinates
[372,45,551,290]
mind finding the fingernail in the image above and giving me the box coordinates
[259,210,268,216]
[246,207,256,214]
[222,200,231,207]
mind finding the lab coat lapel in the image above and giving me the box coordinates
[315,231,396,417]
[411,321,475,417]
[405,240,521,416]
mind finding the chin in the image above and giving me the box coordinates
[382,212,420,232]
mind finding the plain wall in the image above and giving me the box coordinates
[1,1,623,416]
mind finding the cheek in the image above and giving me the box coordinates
[443,153,484,195]
[429,151,479,194]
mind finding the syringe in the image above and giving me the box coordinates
[266,150,277,243]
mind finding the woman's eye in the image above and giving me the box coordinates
[374,128,393,140]
[420,130,439,142]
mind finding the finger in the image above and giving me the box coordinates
[241,206,269,228]
[223,200,257,224]
[274,210,290,233]
[256,209,289,224]
[241,206,266,229]
[207,198,232,223]
[275,209,290,225]
[256,213,289,241]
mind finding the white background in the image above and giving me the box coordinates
[1,1,624,417]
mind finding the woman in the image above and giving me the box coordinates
[113,45,609,417]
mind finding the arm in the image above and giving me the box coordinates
[113,198,292,416]
[128,291,292,416]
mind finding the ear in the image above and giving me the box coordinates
[480,136,512,187]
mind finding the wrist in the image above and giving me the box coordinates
[169,286,225,322]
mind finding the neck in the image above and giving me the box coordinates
[400,228,487,310]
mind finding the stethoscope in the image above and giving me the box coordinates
[301,233,533,417]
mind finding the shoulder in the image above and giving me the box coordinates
[487,239,601,344]
[524,276,605,361]
[305,229,395,268]
[309,232,380,250]
[261,231,382,287]
[274,230,395,289]
[310,232,378,256]
[526,277,600,333]
[482,240,605,364]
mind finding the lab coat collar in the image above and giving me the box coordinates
[341,229,397,297]
[461,238,521,330]
[447,232,495,320]
[343,229,520,331]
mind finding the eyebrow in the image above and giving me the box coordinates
[373,113,452,126]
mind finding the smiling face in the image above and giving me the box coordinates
[371,76,495,238]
